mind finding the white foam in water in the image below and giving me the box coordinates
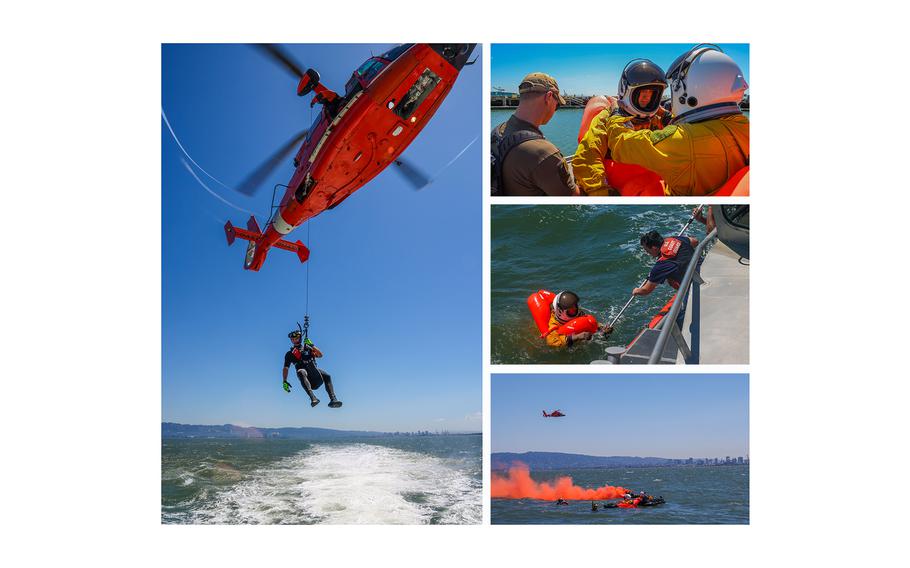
[190,443,480,525]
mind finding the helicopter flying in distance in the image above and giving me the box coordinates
[223,43,477,271]
[542,410,566,418]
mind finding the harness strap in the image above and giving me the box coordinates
[491,122,545,194]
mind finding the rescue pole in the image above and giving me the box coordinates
[605,205,705,332]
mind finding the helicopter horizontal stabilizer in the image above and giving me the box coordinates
[224,220,257,246]
[224,219,310,264]
[272,237,310,263]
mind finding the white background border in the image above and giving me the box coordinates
[3,1,907,566]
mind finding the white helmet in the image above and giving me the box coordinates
[617,59,667,119]
[666,44,748,121]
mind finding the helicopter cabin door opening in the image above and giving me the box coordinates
[394,69,442,120]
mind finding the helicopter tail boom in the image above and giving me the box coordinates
[224,217,310,268]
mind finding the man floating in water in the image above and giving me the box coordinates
[282,328,342,408]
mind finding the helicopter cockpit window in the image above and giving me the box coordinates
[358,59,386,83]
[378,43,413,63]
[393,68,441,120]
[345,74,361,96]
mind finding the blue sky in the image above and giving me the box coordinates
[162,44,481,432]
[492,374,748,458]
[492,43,749,96]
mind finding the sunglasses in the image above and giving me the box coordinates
[548,90,562,109]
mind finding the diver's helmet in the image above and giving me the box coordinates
[617,59,668,119]
[666,44,748,120]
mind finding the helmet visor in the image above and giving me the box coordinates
[631,85,663,113]
[623,60,667,88]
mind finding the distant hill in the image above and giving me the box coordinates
[162,422,387,440]
[492,452,676,471]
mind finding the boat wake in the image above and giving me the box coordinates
[183,443,480,525]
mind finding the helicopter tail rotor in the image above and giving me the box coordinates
[297,69,321,97]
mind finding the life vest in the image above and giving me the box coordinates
[716,166,749,196]
[491,121,544,196]
[617,498,641,509]
[658,237,695,289]
[527,289,599,338]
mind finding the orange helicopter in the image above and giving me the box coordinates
[224,43,477,271]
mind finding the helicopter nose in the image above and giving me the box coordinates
[429,44,477,70]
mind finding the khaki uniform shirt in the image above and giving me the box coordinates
[500,115,576,196]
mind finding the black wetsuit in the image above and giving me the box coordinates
[284,347,331,390]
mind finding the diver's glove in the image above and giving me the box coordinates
[282,381,292,393]
[602,325,614,337]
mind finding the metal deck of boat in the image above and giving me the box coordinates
[675,240,749,364]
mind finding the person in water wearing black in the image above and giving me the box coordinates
[282,329,342,408]
[632,230,700,296]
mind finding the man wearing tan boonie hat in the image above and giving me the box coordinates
[491,72,576,196]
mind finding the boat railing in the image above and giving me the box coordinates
[647,227,718,364]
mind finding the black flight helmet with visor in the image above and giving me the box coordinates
[553,291,581,322]
[617,59,668,119]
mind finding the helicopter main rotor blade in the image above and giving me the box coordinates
[235,128,309,196]
[393,158,432,190]
[253,44,305,79]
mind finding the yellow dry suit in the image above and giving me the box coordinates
[544,312,569,348]
[574,112,749,196]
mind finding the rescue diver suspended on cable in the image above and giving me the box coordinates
[282,328,342,408]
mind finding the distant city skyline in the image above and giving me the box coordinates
[492,374,749,459]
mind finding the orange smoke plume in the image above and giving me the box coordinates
[491,462,627,501]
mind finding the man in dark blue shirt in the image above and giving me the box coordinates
[632,230,699,297]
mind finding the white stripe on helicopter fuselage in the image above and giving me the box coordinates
[271,210,294,235]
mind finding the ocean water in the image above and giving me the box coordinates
[492,108,585,157]
[491,204,706,364]
[492,465,749,524]
[492,108,750,157]
[161,435,482,524]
